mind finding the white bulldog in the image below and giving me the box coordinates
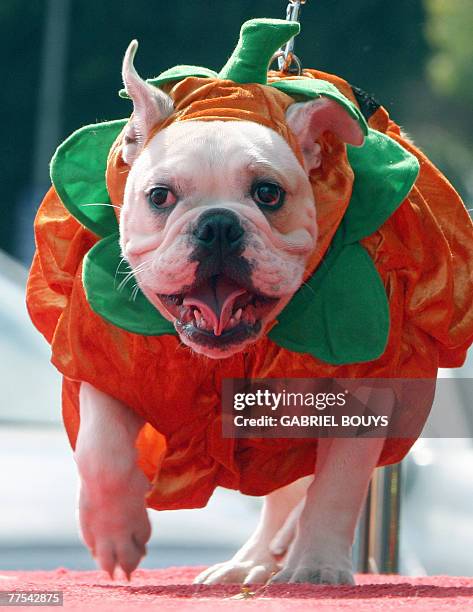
[75,41,393,585]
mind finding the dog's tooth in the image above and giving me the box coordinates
[196,313,209,330]
[234,308,242,321]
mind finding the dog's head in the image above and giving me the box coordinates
[119,42,364,358]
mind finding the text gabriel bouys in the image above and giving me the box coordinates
[234,415,390,427]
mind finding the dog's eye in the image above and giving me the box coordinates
[251,182,285,210]
[148,186,176,209]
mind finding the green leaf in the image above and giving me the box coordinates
[269,243,390,364]
[83,234,176,336]
[218,18,300,85]
[344,129,420,243]
[50,119,127,236]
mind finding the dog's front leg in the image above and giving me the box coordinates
[75,383,151,579]
[194,476,312,585]
[272,389,394,585]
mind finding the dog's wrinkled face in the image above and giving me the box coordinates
[119,42,364,358]
[121,120,316,357]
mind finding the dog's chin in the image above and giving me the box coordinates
[175,323,263,359]
[154,274,281,359]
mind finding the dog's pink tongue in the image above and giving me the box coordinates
[183,277,246,336]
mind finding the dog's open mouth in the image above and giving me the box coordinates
[157,275,279,347]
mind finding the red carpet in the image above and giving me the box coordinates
[1,568,473,610]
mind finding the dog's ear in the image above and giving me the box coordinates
[286,98,365,172]
[121,40,174,165]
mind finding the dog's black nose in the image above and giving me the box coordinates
[193,209,244,255]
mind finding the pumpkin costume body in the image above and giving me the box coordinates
[27,19,473,510]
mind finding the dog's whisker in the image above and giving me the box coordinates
[116,266,143,291]
[81,202,122,210]
[132,261,154,277]
[116,260,145,277]
[114,256,129,285]
[116,260,152,292]
[130,284,141,302]
[117,269,143,292]
[114,255,132,277]
[116,274,135,292]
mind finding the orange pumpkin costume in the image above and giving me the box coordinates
[26,19,473,510]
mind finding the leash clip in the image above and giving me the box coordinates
[274,0,306,75]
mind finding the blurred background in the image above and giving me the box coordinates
[1,0,473,575]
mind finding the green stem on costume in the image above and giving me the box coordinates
[218,18,300,84]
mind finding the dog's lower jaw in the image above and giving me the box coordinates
[157,288,289,359]
[153,274,290,359]
[175,318,263,358]
[173,297,288,358]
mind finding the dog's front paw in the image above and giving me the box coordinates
[194,556,280,585]
[270,562,354,585]
[269,539,354,585]
[79,470,151,579]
